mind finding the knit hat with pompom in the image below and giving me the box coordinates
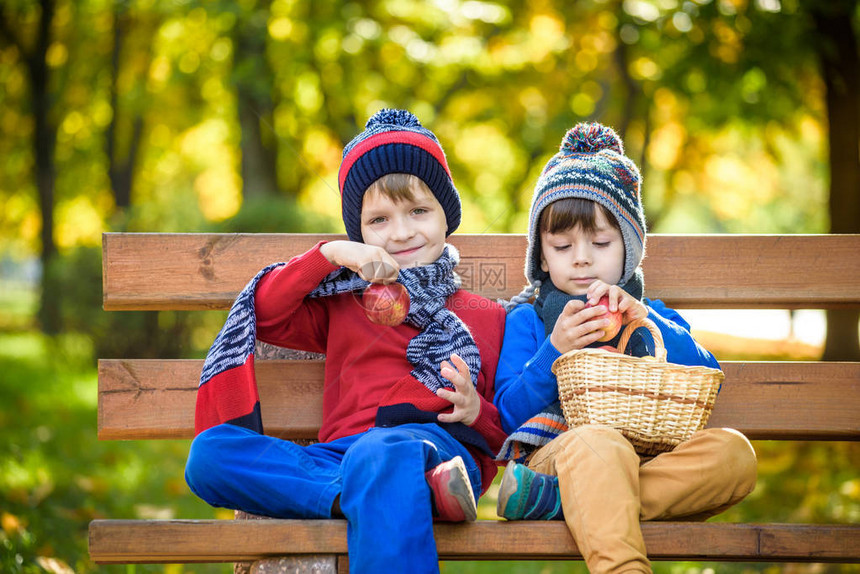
[522,122,646,290]
[338,109,461,242]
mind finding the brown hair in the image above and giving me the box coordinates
[539,197,620,236]
[365,173,430,203]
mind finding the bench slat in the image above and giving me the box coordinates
[88,519,860,564]
[98,360,860,441]
[102,233,860,310]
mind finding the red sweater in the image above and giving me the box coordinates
[254,242,508,492]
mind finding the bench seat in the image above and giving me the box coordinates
[89,520,860,564]
[90,232,860,569]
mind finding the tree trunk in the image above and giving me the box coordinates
[106,6,149,215]
[810,1,860,361]
[0,0,60,332]
[30,0,61,335]
[237,94,280,199]
[233,3,280,200]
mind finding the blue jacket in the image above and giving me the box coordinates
[494,299,720,435]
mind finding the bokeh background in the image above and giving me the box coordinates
[1,0,858,572]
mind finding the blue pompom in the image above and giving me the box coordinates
[561,123,624,155]
[366,108,422,129]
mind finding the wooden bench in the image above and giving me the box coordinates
[89,233,860,571]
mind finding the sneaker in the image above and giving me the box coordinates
[425,455,478,522]
[497,461,563,520]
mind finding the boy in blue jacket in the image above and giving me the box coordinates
[494,123,757,574]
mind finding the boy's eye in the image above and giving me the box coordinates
[412,207,428,215]
[553,245,570,252]
[593,241,610,247]
[367,216,386,225]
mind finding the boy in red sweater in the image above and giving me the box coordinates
[185,109,507,573]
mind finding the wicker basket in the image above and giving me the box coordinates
[552,318,723,455]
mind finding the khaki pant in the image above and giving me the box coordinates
[528,425,757,574]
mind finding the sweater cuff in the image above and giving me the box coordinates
[529,336,563,376]
[302,241,341,278]
[469,399,490,433]
[255,241,341,304]
[469,397,506,453]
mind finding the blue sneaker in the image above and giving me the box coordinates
[497,461,563,520]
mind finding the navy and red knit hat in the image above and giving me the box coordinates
[338,109,461,242]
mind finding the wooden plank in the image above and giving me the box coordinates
[88,519,860,564]
[706,362,860,440]
[102,233,860,310]
[98,359,860,441]
[98,359,325,440]
[642,234,860,309]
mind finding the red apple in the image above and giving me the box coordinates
[597,345,620,353]
[362,282,410,326]
[588,295,623,342]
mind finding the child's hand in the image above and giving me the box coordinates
[436,354,480,426]
[586,280,648,324]
[320,240,400,283]
[549,300,611,354]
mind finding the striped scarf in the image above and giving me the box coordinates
[194,245,481,440]
[496,402,569,463]
[309,244,480,392]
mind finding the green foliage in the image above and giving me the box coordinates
[0,0,845,262]
[209,194,339,234]
[637,0,820,126]
[0,331,230,573]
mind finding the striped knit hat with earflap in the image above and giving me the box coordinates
[337,109,461,242]
[506,122,646,309]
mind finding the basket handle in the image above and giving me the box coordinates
[617,317,667,361]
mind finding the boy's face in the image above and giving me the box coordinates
[360,182,448,269]
[539,207,625,296]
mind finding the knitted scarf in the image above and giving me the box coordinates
[194,245,489,453]
[496,270,649,462]
[308,244,480,393]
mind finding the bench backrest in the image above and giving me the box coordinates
[98,233,860,443]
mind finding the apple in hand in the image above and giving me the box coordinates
[588,295,623,342]
[362,282,410,326]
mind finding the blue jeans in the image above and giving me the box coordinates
[185,423,481,574]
